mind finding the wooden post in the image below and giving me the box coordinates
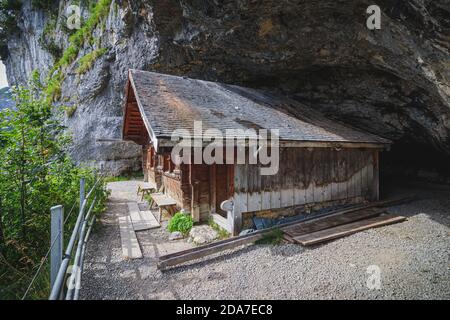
[142,146,148,182]
[210,164,217,213]
[373,151,380,201]
[189,164,200,222]
[231,208,242,236]
[50,205,64,289]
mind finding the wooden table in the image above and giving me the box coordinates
[137,182,156,201]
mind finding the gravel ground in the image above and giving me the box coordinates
[80,181,450,300]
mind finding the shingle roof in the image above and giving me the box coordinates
[127,69,390,145]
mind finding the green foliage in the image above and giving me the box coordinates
[44,0,112,102]
[208,217,230,239]
[255,228,284,245]
[167,212,194,235]
[0,79,108,299]
[76,48,107,74]
[44,71,62,102]
[104,172,144,183]
[64,105,77,117]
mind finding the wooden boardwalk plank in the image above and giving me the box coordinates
[118,215,143,259]
[128,202,160,231]
[293,214,406,246]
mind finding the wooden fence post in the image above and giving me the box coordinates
[50,205,64,289]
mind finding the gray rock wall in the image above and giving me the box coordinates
[2,0,449,175]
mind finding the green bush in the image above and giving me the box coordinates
[167,212,193,235]
[0,77,108,299]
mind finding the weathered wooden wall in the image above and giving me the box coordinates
[233,147,378,223]
[162,174,183,206]
[142,146,379,233]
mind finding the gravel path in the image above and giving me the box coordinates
[80,181,450,300]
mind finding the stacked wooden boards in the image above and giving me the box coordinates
[157,196,412,270]
[282,208,406,245]
[119,202,161,259]
[291,215,406,246]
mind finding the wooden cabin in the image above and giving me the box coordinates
[122,70,391,235]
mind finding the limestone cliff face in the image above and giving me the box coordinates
[3,0,450,175]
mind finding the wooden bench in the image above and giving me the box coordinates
[150,193,178,223]
[137,182,156,201]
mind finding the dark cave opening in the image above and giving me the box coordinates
[380,140,450,197]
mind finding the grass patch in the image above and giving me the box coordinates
[208,216,230,239]
[43,0,112,102]
[76,47,107,74]
[255,228,284,245]
[64,105,77,117]
[104,173,144,183]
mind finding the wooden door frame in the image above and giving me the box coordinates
[209,164,217,213]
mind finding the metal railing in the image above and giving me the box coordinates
[48,178,100,300]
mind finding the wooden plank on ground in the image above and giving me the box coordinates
[128,202,160,231]
[157,196,414,270]
[294,214,406,246]
[283,207,384,237]
[118,215,143,259]
[158,232,265,270]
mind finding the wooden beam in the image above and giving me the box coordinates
[373,150,380,201]
[157,138,389,150]
[210,164,217,213]
[158,232,265,270]
[283,207,384,237]
[294,214,406,246]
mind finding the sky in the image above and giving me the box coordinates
[0,61,9,88]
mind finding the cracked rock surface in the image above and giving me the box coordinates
[3,0,450,174]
